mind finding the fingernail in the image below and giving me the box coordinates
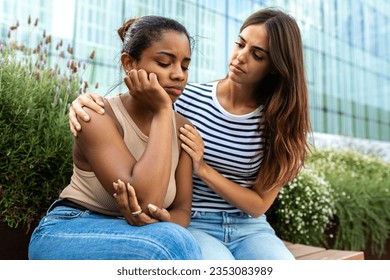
[99,109,104,113]
[76,125,80,130]
[83,115,89,121]
[148,204,157,213]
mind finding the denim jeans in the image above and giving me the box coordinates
[28,200,202,260]
[188,211,295,260]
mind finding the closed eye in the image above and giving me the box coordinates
[157,62,170,67]
[235,41,244,48]
[253,52,264,61]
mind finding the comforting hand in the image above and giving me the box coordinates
[179,124,206,176]
[113,179,171,226]
[124,69,172,113]
[69,93,105,136]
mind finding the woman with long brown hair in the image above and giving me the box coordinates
[69,8,310,259]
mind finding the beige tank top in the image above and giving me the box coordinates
[60,94,179,216]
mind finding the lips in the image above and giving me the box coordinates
[164,86,183,96]
[231,63,245,73]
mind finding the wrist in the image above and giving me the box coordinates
[196,161,209,179]
[155,106,173,116]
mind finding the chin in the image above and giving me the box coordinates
[227,72,244,84]
[170,96,179,104]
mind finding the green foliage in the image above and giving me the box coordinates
[0,21,93,230]
[268,167,336,247]
[308,149,390,256]
[270,148,390,257]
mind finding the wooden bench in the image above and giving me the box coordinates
[284,241,364,260]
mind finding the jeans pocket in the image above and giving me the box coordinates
[191,211,205,219]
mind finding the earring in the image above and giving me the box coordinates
[125,70,130,75]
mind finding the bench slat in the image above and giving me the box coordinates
[284,243,326,258]
[297,249,364,260]
[284,241,364,260]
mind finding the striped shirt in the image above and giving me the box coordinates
[174,82,266,213]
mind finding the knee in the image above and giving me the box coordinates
[155,223,202,260]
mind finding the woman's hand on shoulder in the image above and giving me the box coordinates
[179,124,206,176]
[113,179,171,226]
[69,92,105,137]
[124,69,172,114]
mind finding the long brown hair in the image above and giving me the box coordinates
[241,8,311,191]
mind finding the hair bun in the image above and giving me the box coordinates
[117,18,138,42]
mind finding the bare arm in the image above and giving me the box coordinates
[179,125,280,217]
[112,113,194,227]
[165,114,194,227]
[75,71,174,211]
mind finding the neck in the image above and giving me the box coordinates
[217,78,258,114]
[121,92,154,133]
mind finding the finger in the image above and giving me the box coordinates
[69,120,77,137]
[68,109,80,136]
[180,142,197,158]
[115,180,131,213]
[147,204,171,222]
[128,69,141,91]
[126,183,143,212]
[83,95,105,115]
[138,69,150,87]
[148,72,159,86]
[179,133,196,149]
[90,93,105,107]
[179,124,197,139]
[124,74,134,91]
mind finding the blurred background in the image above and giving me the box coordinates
[1,0,389,146]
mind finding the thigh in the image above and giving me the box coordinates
[230,216,295,260]
[29,206,201,260]
[232,232,295,260]
[189,228,235,260]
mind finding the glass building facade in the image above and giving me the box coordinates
[1,0,389,141]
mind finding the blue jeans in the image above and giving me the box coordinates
[189,211,295,260]
[28,200,202,260]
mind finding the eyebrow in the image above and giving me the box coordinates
[156,51,191,62]
[238,35,269,55]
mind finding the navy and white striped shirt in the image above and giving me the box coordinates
[174,82,266,213]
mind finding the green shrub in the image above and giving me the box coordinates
[268,166,336,247]
[308,149,390,256]
[0,21,93,230]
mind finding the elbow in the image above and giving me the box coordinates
[246,207,267,218]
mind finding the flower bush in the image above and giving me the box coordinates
[308,149,390,256]
[268,166,336,247]
[0,18,94,230]
[269,147,390,257]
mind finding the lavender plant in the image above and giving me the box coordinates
[0,17,95,231]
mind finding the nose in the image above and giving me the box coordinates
[236,47,249,63]
[170,65,185,81]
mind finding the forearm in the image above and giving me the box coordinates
[131,108,173,207]
[197,164,271,217]
[168,208,191,227]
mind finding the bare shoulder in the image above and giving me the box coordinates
[175,111,192,128]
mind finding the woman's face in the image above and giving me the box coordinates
[227,24,273,87]
[128,31,191,103]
